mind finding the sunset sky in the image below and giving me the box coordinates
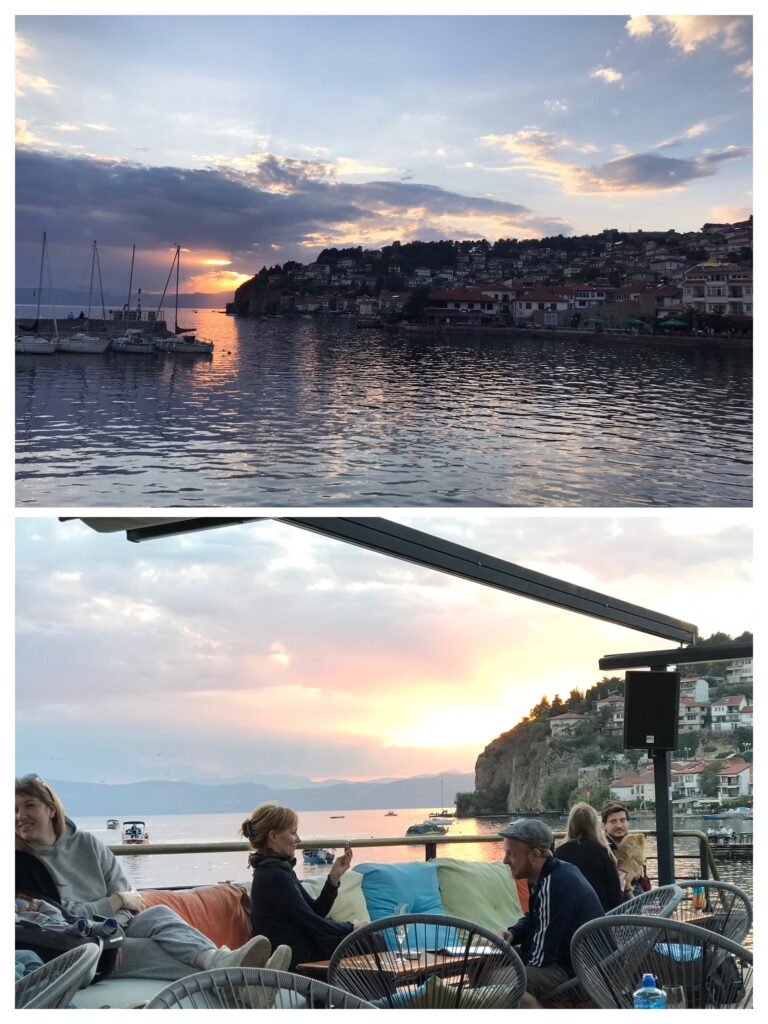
[15,8,753,296]
[15,514,752,785]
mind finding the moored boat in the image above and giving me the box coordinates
[106,818,120,830]
[154,245,214,355]
[302,848,334,865]
[16,230,58,354]
[58,331,111,354]
[111,329,156,354]
[405,821,448,836]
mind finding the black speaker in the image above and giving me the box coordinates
[623,671,680,750]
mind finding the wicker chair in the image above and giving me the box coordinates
[673,880,752,944]
[545,883,683,1007]
[328,913,527,1008]
[16,943,101,1009]
[145,968,376,1009]
[570,914,753,1009]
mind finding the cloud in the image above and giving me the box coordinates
[15,515,751,781]
[710,204,752,223]
[655,121,714,150]
[15,148,572,285]
[481,128,750,196]
[734,60,752,78]
[544,99,568,114]
[15,33,56,96]
[590,67,623,85]
[625,15,751,53]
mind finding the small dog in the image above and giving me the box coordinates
[615,832,646,898]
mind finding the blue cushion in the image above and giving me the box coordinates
[355,861,445,919]
[355,862,445,951]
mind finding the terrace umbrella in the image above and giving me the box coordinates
[624,317,647,326]
[659,318,688,327]
[585,317,605,324]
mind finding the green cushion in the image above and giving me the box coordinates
[300,869,370,924]
[433,858,523,933]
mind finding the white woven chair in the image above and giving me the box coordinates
[16,943,101,1009]
[145,967,376,1009]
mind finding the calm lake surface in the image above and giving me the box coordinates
[80,808,752,901]
[16,310,752,507]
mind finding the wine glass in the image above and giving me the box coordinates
[665,985,686,1009]
[393,902,410,961]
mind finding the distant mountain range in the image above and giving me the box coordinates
[16,287,226,310]
[47,772,475,817]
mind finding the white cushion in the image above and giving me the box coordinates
[300,869,370,924]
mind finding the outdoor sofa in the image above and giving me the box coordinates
[70,858,528,1007]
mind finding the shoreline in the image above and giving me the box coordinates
[394,323,752,351]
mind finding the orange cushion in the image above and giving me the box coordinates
[516,879,529,913]
[141,884,251,949]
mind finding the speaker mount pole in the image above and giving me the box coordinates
[650,661,675,885]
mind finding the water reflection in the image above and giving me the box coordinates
[16,312,752,506]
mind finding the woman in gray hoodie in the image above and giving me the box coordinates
[15,774,270,980]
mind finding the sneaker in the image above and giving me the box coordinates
[213,935,271,970]
[264,944,292,972]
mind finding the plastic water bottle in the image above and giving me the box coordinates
[633,974,667,1008]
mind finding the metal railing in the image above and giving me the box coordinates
[110,829,719,883]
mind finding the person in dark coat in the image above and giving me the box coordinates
[243,803,357,970]
[555,802,623,911]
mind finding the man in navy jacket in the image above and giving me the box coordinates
[500,818,603,1007]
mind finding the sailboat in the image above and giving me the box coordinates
[427,778,456,825]
[154,246,213,355]
[110,246,156,353]
[16,231,58,354]
[58,240,111,353]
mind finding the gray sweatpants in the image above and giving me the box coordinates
[115,905,217,980]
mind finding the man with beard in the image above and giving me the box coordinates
[500,818,603,1007]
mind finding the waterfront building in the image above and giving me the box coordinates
[711,694,749,733]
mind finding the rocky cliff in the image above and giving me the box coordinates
[474,720,580,811]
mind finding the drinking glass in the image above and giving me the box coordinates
[393,902,410,960]
[665,985,687,1009]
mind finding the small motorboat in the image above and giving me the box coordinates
[302,848,335,865]
[106,819,120,830]
[385,811,398,816]
[405,822,448,836]
[122,820,150,845]
[330,815,345,819]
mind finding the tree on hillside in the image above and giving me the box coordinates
[402,285,432,321]
[699,761,723,798]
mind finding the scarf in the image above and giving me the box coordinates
[248,849,297,872]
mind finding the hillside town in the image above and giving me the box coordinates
[231,217,753,336]
[551,659,754,811]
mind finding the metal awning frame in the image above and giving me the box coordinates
[67,516,698,646]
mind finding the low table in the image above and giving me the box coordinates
[297,948,499,986]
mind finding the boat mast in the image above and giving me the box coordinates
[175,244,180,332]
[126,244,136,314]
[34,230,46,321]
[87,240,96,319]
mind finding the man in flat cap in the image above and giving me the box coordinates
[500,818,603,1007]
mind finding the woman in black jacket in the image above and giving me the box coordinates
[554,802,623,911]
[242,803,357,970]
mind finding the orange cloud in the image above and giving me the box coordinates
[625,15,750,53]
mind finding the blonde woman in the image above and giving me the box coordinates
[243,803,355,969]
[15,774,271,979]
[554,801,623,910]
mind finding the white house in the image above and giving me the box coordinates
[725,658,753,689]
[717,759,751,801]
[679,677,710,703]
[678,697,709,733]
[549,712,587,737]
[610,771,655,804]
[711,695,748,733]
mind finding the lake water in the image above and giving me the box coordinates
[16,310,752,507]
[79,808,752,903]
